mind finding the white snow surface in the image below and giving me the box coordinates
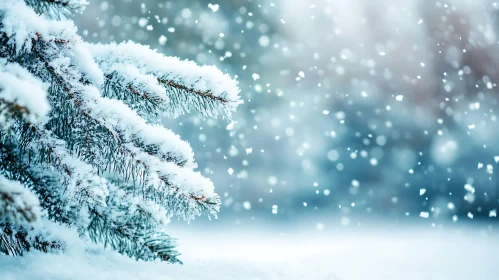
[0,224,497,280]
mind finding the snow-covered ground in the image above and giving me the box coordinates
[1,223,498,280]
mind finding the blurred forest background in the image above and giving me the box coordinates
[76,0,499,228]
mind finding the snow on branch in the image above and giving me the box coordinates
[0,3,196,166]
[0,175,41,224]
[0,61,50,128]
[0,0,103,85]
[0,220,66,257]
[101,63,169,121]
[83,89,196,168]
[20,127,110,219]
[37,50,217,217]
[89,42,242,119]
[0,0,77,51]
[42,59,213,205]
[30,36,217,208]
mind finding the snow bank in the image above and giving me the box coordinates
[0,227,497,280]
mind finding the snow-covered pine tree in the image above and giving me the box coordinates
[0,0,240,263]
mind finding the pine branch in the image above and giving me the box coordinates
[2,128,185,260]
[0,99,29,129]
[0,132,59,221]
[0,223,62,257]
[1,5,227,209]
[2,35,219,247]
[22,36,219,215]
[41,61,214,209]
[16,125,109,226]
[159,78,230,104]
[88,208,181,264]
[101,69,235,120]
[24,0,88,19]
[0,99,29,115]
[2,129,183,260]
[29,41,194,167]
[103,72,168,121]
[90,42,242,119]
